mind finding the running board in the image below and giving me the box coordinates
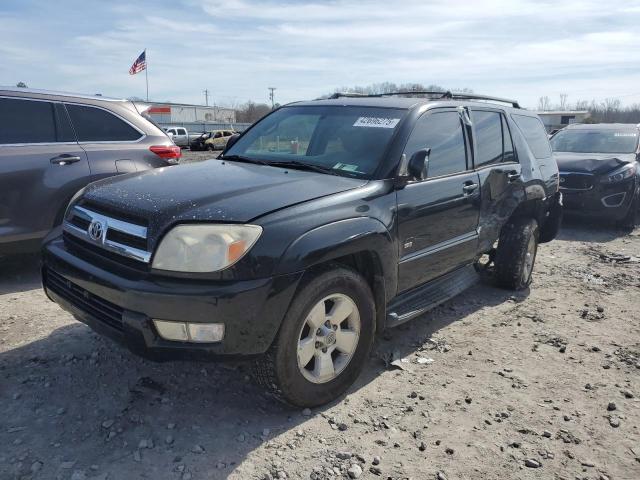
[386,265,479,328]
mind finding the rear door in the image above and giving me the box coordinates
[0,96,90,247]
[468,108,524,252]
[65,103,145,180]
[396,109,481,292]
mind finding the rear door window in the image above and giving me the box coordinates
[512,114,552,159]
[0,97,57,144]
[404,111,468,178]
[471,110,503,167]
[66,104,142,142]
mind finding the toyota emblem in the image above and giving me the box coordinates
[88,220,104,242]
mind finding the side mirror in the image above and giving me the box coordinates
[223,133,241,154]
[407,148,430,180]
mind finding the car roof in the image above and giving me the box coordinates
[563,123,640,130]
[0,86,128,103]
[288,96,527,114]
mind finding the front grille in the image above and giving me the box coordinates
[63,205,151,264]
[44,268,124,331]
[559,173,594,190]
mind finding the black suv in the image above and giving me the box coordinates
[0,87,180,255]
[41,92,561,407]
[550,123,640,227]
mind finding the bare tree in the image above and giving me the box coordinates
[559,93,568,111]
[537,96,551,111]
[16,81,27,88]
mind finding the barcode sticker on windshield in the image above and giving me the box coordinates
[353,117,400,128]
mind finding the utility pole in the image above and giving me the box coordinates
[203,89,210,106]
[268,87,276,109]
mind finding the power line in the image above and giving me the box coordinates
[268,87,276,109]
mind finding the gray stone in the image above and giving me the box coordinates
[347,464,363,479]
[607,401,617,411]
[192,444,205,454]
[524,458,541,468]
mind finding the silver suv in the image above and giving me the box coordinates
[0,87,180,255]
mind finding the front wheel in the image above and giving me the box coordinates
[253,267,375,407]
[618,190,639,229]
[494,217,539,290]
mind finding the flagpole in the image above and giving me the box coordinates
[145,48,149,102]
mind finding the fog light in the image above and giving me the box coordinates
[153,320,225,343]
[187,323,225,343]
[154,320,188,341]
[601,192,626,208]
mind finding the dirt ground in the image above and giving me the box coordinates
[1,155,639,480]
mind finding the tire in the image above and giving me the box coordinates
[617,190,639,229]
[539,195,563,243]
[206,144,214,151]
[253,266,375,407]
[494,217,539,290]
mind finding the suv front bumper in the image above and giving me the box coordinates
[561,177,636,221]
[42,236,302,361]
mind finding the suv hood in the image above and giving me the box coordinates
[80,160,367,227]
[554,152,636,175]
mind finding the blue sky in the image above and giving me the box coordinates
[2,0,640,109]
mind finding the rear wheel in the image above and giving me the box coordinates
[494,217,539,290]
[253,267,375,407]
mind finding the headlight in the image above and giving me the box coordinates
[152,224,262,272]
[603,163,637,183]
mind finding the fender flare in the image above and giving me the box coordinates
[275,217,398,303]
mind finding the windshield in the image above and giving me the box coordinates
[551,129,638,154]
[224,105,406,178]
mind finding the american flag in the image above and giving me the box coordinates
[129,50,146,75]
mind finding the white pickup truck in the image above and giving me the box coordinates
[163,126,202,147]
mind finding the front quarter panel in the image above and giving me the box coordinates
[275,217,397,298]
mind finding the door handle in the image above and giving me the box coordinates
[50,154,81,165]
[462,182,478,194]
[506,170,521,182]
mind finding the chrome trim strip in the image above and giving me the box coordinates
[400,231,478,264]
[73,206,147,238]
[64,206,150,263]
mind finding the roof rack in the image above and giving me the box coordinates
[329,90,521,109]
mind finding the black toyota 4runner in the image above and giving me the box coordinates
[42,92,561,407]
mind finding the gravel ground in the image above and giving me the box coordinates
[179,149,221,164]
[1,158,639,479]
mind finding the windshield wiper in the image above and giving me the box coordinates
[268,160,340,176]
[219,154,269,166]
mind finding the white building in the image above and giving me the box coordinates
[148,102,236,125]
[534,110,590,133]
